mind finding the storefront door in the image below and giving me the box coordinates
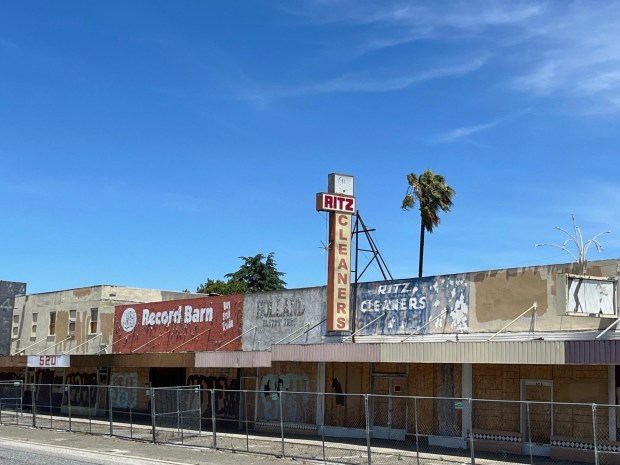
[372,376,407,440]
[521,380,553,456]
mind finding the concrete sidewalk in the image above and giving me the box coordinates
[0,424,311,465]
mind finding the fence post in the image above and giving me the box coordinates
[211,388,217,449]
[32,384,36,428]
[176,388,181,441]
[468,398,475,465]
[48,383,52,428]
[592,404,599,465]
[67,384,72,432]
[108,385,114,436]
[414,397,420,465]
[365,394,371,465]
[244,390,249,452]
[320,393,326,463]
[130,387,135,438]
[19,381,23,418]
[150,387,157,443]
[526,402,533,465]
[195,386,201,437]
[88,385,92,433]
[279,390,285,458]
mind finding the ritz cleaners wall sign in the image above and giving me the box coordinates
[316,173,355,331]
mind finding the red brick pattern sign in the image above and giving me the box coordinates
[113,295,243,353]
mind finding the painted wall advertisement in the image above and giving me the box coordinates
[113,295,243,353]
[242,287,325,351]
[355,275,470,335]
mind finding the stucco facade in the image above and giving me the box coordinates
[10,285,204,356]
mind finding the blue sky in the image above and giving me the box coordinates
[2,1,620,294]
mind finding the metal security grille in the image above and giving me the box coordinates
[152,386,202,443]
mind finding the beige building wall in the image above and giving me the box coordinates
[469,259,619,334]
[11,285,203,356]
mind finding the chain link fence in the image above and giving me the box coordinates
[3,383,620,465]
[0,380,22,425]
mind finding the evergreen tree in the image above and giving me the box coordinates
[196,252,286,294]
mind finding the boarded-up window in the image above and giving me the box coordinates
[90,308,98,334]
[31,313,37,337]
[49,312,56,336]
[69,309,76,334]
[567,276,616,316]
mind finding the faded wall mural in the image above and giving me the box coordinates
[355,275,470,335]
[258,373,312,423]
[243,287,324,350]
[109,371,138,409]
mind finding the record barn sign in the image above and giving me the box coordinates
[113,295,243,353]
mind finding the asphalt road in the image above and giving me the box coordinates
[0,425,310,465]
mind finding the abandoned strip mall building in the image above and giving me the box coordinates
[2,258,620,457]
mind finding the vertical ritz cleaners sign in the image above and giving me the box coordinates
[316,174,355,331]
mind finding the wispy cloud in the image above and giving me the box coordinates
[287,1,546,53]
[505,3,620,111]
[0,36,19,50]
[292,1,544,30]
[283,1,620,113]
[236,57,486,101]
[432,110,529,144]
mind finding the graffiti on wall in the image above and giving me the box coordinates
[186,374,239,419]
[109,372,138,409]
[65,372,98,407]
[0,372,21,382]
[356,275,469,335]
[332,377,345,406]
[259,373,311,423]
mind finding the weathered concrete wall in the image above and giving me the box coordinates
[0,281,26,355]
[11,286,205,356]
[469,259,619,333]
[242,287,325,351]
[355,275,469,335]
[113,295,243,353]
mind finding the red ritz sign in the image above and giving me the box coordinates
[316,193,356,214]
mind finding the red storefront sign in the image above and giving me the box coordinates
[113,295,243,353]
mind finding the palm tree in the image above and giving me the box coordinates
[401,169,455,277]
